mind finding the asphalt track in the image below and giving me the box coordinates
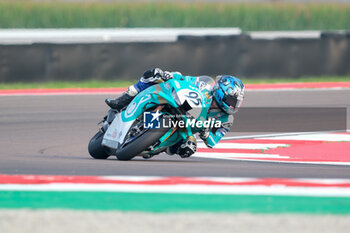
[0,89,350,178]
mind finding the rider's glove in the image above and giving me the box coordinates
[199,127,210,140]
[142,68,164,83]
[152,68,164,79]
[177,136,197,158]
[142,68,173,83]
[198,117,214,140]
[162,71,174,81]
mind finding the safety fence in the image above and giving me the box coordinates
[0,29,349,82]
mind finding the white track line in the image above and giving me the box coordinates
[197,142,287,149]
[218,130,348,141]
[1,184,350,197]
[217,158,350,166]
[260,133,350,141]
[194,152,289,159]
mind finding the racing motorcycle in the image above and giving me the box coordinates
[88,76,215,160]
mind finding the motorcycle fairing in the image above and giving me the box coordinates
[102,79,212,152]
[102,112,135,149]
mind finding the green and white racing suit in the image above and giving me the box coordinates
[170,72,233,148]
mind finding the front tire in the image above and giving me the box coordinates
[116,127,168,161]
[88,131,110,159]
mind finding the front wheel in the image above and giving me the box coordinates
[88,131,110,159]
[116,127,168,161]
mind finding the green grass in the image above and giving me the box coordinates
[0,76,349,90]
[1,191,350,214]
[0,2,349,31]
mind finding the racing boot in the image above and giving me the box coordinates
[105,93,134,111]
[105,85,138,111]
[176,136,197,158]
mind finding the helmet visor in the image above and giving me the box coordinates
[223,93,243,109]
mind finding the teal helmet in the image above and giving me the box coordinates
[213,75,245,114]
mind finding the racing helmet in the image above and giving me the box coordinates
[213,75,245,114]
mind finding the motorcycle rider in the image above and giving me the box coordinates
[105,68,245,158]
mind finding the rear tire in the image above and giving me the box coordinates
[116,127,168,161]
[88,131,110,159]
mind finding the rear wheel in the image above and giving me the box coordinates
[88,131,110,159]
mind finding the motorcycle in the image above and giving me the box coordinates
[88,76,215,160]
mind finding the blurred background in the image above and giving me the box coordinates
[0,0,349,85]
[1,2,350,232]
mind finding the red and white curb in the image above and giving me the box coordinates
[196,132,350,165]
[1,82,350,96]
[1,175,350,197]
